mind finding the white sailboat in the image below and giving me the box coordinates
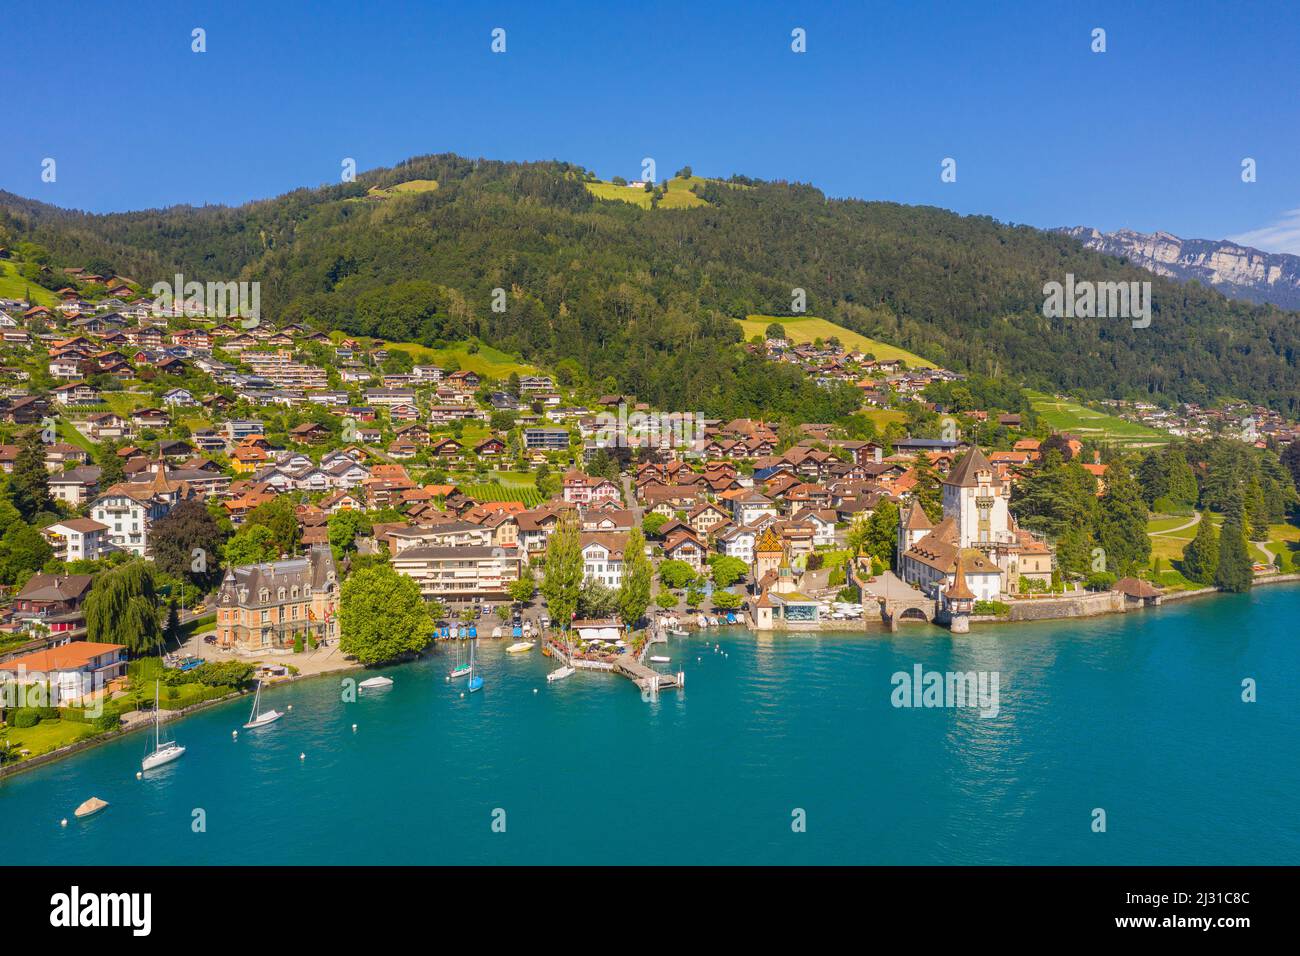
[242,679,283,729]
[546,665,575,682]
[142,681,186,771]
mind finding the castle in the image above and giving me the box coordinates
[897,446,1053,604]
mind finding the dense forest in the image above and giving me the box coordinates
[2,154,1297,418]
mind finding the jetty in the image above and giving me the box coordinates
[613,656,680,692]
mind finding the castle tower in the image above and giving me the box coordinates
[942,446,1009,551]
[753,526,784,583]
[897,499,933,561]
[943,551,976,634]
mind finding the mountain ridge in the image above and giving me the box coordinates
[1058,225,1300,311]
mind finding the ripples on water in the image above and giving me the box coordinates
[3,587,1297,865]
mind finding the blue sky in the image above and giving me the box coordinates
[4,0,1299,251]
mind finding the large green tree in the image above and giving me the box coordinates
[616,528,653,627]
[339,565,433,665]
[1095,461,1150,575]
[1180,515,1218,585]
[84,560,163,655]
[150,499,228,590]
[10,431,51,521]
[540,513,583,629]
[1214,496,1254,593]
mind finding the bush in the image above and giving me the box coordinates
[1153,497,1194,517]
[1084,571,1117,591]
[10,710,41,728]
[972,600,1010,616]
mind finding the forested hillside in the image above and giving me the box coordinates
[2,154,1297,417]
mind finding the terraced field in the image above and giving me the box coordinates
[1026,390,1171,447]
[584,175,712,210]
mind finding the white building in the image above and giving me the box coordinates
[41,518,112,562]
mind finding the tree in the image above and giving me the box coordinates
[540,513,583,629]
[1095,461,1150,575]
[616,528,652,627]
[708,554,749,589]
[339,565,433,665]
[10,431,51,521]
[641,512,667,537]
[863,499,900,565]
[507,566,535,605]
[223,524,279,567]
[1214,496,1253,593]
[95,440,126,488]
[654,591,678,610]
[1164,447,1199,509]
[327,509,371,557]
[658,559,696,590]
[84,561,163,655]
[0,520,53,586]
[1181,515,1218,585]
[244,496,301,555]
[1137,451,1168,508]
[164,599,182,644]
[150,499,228,590]
[578,580,618,618]
[711,590,742,611]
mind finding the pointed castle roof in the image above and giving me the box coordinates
[943,446,996,488]
[944,551,976,601]
[902,499,933,530]
[755,525,783,554]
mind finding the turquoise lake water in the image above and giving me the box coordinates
[4,586,1297,865]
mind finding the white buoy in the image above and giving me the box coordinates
[287,705,293,712]
[351,723,357,732]
[231,730,238,738]
[135,771,142,780]
[460,692,465,698]
[533,688,538,694]
[60,818,68,827]
[299,752,306,761]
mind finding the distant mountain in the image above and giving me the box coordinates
[1059,226,1300,310]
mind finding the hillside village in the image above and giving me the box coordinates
[0,253,1297,753]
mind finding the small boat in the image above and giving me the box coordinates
[448,640,471,679]
[546,665,575,682]
[725,613,737,624]
[467,638,483,693]
[142,681,186,772]
[649,656,671,664]
[359,676,394,690]
[708,616,720,626]
[242,679,283,729]
[506,641,535,654]
[492,626,502,639]
[74,797,109,819]
[668,627,688,637]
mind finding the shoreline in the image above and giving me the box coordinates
[5,574,1297,779]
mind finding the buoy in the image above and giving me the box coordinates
[533,688,538,694]
[231,730,238,738]
[135,771,142,780]
[287,705,293,712]
[60,818,68,827]
[460,692,465,699]
[299,752,306,760]
[351,723,357,732]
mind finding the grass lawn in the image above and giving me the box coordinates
[584,176,711,210]
[861,408,908,430]
[737,315,935,368]
[0,260,58,307]
[366,179,439,199]
[385,340,535,379]
[1146,512,1294,568]
[1026,390,1171,447]
[2,718,99,759]
[57,417,97,453]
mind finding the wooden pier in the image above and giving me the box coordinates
[613,657,681,692]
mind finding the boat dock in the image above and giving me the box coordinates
[613,657,681,692]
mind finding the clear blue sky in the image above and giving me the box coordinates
[4,0,1298,251]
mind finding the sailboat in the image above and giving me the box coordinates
[467,637,484,693]
[547,630,575,682]
[242,679,283,729]
[448,639,471,679]
[142,681,186,771]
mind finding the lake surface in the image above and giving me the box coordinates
[4,586,1297,865]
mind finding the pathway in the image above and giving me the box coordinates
[1148,511,1201,538]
